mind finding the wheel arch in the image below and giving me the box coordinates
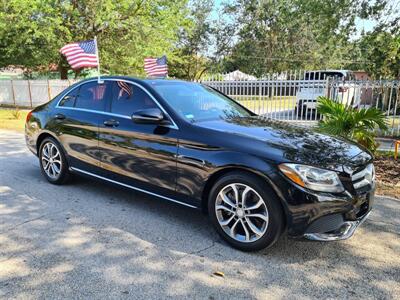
[200,167,288,231]
[36,131,55,156]
[36,131,62,156]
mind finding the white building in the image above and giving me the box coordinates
[223,70,257,81]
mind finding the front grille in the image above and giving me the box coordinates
[305,214,344,234]
[351,164,374,191]
[356,201,369,218]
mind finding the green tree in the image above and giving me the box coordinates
[350,6,400,79]
[216,0,390,77]
[169,0,213,80]
[0,0,191,78]
[355,32,400,79]
[343,1,400,79]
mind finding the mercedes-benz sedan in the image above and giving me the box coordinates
[25,76,375,251]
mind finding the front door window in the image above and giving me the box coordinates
[111,81,157,116]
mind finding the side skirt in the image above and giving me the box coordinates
[69,167,199,209]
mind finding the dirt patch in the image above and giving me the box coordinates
[374,155,400,199]
[376,182,400,199]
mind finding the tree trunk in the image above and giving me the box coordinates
[196,67,208,81]
[59,65,68,79]
[74,69,81,79]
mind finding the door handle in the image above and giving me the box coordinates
[103,119,119,127]
[54,113,65,120]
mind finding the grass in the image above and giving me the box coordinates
[0,109,29,132]
[376,150,396,157]
[233,96,400,134]
[232,96,296,113]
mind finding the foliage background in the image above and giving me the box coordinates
[0,0,399,79]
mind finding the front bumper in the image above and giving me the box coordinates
[300,100,317,110]
[268,170,375,239]
[303,210,371,241]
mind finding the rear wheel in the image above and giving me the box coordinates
[39,137,70,184]
[208,172,284,251]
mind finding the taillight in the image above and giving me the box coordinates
[26,111,33,123]
[338,87,348,93]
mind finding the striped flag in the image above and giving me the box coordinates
[144,55,168,77]
[60,40,99,70]
[117,81,132,97]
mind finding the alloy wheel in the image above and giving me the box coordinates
[41,142,62,179]
[215,183,269,243]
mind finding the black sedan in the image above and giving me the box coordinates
[25,76,375,251]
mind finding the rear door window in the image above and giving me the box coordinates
[74,81,112,111]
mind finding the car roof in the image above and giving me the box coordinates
[143,78,189,84]
[79,76,190,85]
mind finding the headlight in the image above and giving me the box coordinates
[278,163,344,193]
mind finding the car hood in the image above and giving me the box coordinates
[196,117,372,171]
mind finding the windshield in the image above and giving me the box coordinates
[150,81,252,122]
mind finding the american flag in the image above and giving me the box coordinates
[117,81,132,97]
[60,40,98,70]
[144,55,168,77]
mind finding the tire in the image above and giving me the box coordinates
[208,171,284,251]
[295,104,305,118]
[39,137,70,185]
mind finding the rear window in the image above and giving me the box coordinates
[74,82,112,111]
[59,88,79,107]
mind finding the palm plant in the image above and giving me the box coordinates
[317,97,388,152]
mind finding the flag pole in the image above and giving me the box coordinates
[94,36,103,83]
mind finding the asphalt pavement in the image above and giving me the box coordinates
[0,130,399,299]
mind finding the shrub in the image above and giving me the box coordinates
[317,97,388,152]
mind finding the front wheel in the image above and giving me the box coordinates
[208,172,284,251]
[39,137,70,185]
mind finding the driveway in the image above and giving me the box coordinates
[0,130,399,299]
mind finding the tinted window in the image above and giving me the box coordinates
[150,82,252,122]
[111,81,157,116]
[347,73,355,80]
[305,72,345,80]
[59,88,79,107]
[74,82,112,111]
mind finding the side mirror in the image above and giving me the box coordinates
[132,108,165,124]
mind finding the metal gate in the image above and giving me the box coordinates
[202,76,400,136]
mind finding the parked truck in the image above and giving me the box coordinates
[295,70,358,117]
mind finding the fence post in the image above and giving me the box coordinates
[11,79,16,106]
[47,79,51,101]
[325,76,330,98]
[27,80,33,108]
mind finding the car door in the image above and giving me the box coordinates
[98,80,179,194]
[51,80,113,172]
